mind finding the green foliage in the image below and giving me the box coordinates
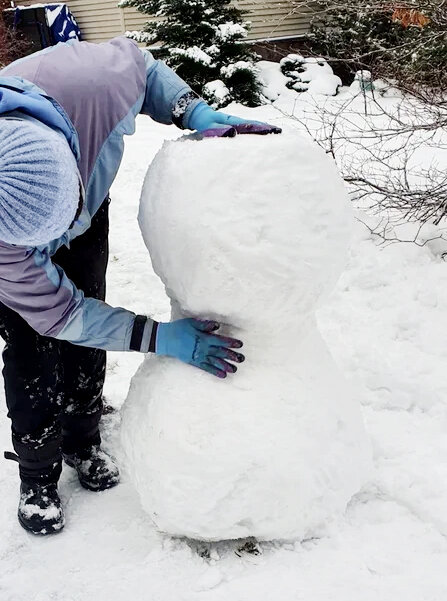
[120,0,262,107]
[308,1,447,91]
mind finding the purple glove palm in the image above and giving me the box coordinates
[188,102,282,138]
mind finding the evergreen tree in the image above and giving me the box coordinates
[119,0,262,107]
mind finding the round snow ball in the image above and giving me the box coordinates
[139,133,353,327]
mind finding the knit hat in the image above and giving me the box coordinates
[0,117,80,246]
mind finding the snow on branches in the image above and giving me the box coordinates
[119,0,262,107]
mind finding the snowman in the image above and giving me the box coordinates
[121,132,371,542]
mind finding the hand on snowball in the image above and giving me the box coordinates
[155,318,245,378]
[188,102,282,138]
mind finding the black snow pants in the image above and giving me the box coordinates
[0,199,109,485]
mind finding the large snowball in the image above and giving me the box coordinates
[138,134,353,327]
[122,133,371,542]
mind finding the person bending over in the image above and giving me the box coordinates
[0,37,280,535]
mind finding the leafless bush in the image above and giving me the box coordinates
[259,1,446,243]
[0,0,28,67]
[286,87,447,244]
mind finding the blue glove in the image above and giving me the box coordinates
[188,102,282,138]
[155,318,245,378]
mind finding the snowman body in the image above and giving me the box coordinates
[121,134,371,541]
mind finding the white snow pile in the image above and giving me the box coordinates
[203,79,230,107]
[121,133,372,542]
[258,54,342,100]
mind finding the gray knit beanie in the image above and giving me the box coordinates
[0,118,80,246]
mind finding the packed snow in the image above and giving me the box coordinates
[0,81,446,600]
[122,134,371,541]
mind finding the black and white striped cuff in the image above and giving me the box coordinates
[130,315,159,353]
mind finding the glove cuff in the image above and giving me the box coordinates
[186,101,214,131]
[130,315,159,353]
[154,321,170,356]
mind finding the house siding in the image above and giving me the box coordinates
[16,0,311,44]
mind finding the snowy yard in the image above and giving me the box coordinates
[1,86,447,600]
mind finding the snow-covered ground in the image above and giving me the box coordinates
[1,88,447,600]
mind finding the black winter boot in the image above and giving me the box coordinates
[18,481,65,535]
[63,445,120,491]
[5,428,64,536]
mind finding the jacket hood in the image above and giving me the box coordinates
[0,76,80,162]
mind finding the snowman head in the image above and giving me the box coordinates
[139,134,353,327]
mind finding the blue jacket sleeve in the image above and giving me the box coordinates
[139,49,201,128]
[0,241,154,352]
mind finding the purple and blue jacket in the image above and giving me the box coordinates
[0,37,200,353]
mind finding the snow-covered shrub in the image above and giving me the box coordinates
[279,54,341,95]
[257,56,341,99]
[202,79,230,108]
[119,0,262,108]
[280,53,306,90]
